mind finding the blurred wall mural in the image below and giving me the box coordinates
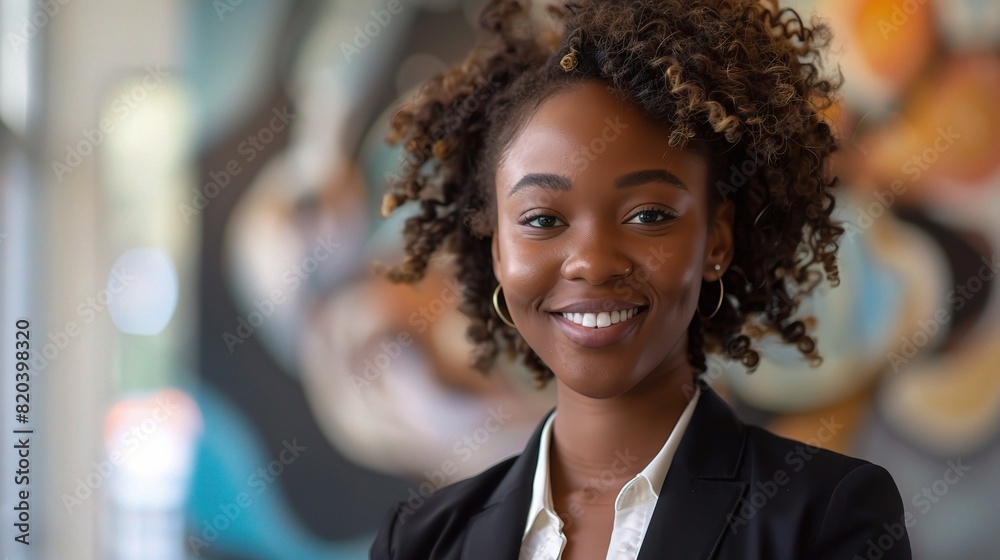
[194,1,1000,557]
[187,1,557,558]
[711,1,1000,558]
[0,0,997,559]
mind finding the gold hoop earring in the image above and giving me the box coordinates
[699,264,724,320]
[492,284,516,328]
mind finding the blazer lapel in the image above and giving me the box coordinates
[460,380,749,560]
[637,380,748,560]
[461,407,555,560]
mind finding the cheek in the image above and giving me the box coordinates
[496,237,554,309]
[647,248,703,316]
[676,267,702,316]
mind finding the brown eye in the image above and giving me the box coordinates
[625,209,677,224]
[521,214,565,228]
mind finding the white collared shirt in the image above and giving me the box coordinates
[518,386,702,560]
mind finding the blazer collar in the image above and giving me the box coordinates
[635,378,748,560]
[461,403,552,559]
[462,378,748,560]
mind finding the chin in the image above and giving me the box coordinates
[550,360,645,399]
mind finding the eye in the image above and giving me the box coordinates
[625,208,678,224]
[520,213,566,228]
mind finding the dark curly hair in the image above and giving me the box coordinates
[374,0,844,388]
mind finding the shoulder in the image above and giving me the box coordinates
[733,423,911,558]
[740,421,873,485]
[370,453,520,559]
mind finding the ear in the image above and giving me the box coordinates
[705,199,735,280]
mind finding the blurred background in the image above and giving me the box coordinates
[0,0,997,558]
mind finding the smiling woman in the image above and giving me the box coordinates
[370,1,911,559]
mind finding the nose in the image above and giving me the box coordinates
[560,230,635,285]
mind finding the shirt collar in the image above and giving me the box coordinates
[523,408,560,539]
[521,385,702,538]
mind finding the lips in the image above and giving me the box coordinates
[548,306,647,348]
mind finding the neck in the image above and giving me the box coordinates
[548,356,696,507]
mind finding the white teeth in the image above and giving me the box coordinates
[560,307,642,328]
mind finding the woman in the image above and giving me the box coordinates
[370,0,912,558]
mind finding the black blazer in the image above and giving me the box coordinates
[370,380,912,559]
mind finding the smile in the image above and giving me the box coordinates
[558,307,643,328]
[549,306,648,348]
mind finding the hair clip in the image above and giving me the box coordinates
[559,50,578,72]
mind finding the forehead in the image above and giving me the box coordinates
[497,81,706,192]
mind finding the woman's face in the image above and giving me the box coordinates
[492,79,733,399]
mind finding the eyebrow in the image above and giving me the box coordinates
[507,169,688,198]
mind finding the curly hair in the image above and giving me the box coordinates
[374,0,844,388]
